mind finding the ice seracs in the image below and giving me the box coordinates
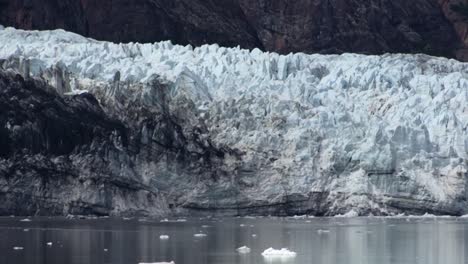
[0,27,467,216]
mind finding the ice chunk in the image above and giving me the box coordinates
[236,246,251,254]
[252,234,257,238]
[194,233,207,238]
[13,246,24,250]
[262,248,297,258]
[317,229,330,234]
[20,218,31,222]
[460,214,468,218]
[139,262,175,264]
[159,235,170,240]
[46,242,53,246]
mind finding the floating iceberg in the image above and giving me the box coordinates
[139,262,174,264]
[317,229,330,234]
[262,248,297,258]
[236,246,251,254]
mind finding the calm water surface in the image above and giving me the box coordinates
[1,216,468,264]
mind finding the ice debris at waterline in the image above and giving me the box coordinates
[0,26,467,217]
[139,262,175,264]
[236,246,251,254]
[335,209,359,218]
[262,248,297,258]
[317,229,331,234]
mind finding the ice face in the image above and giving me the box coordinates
[0,27,467,216]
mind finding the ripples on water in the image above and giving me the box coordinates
[1,216,467,264]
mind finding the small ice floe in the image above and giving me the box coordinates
[194,233,207,238]
[262,248,297,258]
[176,219,187,222]
[23,229,29,232]
[159,235,170,240]
[236,246,251,254]
[104,249,108,252]
[160,219,169,222]
[123,217,132,221]
[46,242,53,246]
[20,218,31,222]
[249,225,254,227]
[460,214,468,218]
[138,262,175,264]
[13,246,24,250]
[252,234,257,238]
[240,224,246,227]
[317,229,330,234]
[201,225,211,228]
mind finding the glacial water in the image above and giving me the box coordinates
[1,216,467,264]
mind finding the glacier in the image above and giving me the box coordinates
[0,26,467,216]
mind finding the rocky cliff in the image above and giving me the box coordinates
[0,27,466,217]
[0,0,466,60]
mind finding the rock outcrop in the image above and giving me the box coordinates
[0,0,465,60]
[0,27,467,217]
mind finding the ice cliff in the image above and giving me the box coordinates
[0,27,467,216]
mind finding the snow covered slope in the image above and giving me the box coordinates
[0,26,467,216]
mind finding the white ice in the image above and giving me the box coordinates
[262,248,297,258]
[236,246,251,254]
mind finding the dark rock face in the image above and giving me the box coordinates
[0,0,464,60]
[0,66,241,216]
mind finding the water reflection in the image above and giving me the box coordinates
[0,217,467,264]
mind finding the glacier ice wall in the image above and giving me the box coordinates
[0,26,467,216]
